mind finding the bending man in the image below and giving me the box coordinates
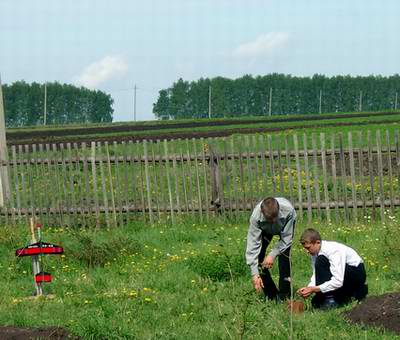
[246,197,296,300]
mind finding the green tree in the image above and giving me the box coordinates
[153,74,400,119]
[2,81,113,127]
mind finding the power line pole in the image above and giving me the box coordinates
[43,83,47,125]
[268,87,273,116]
[319,89,322,114]
[0,75,10,205]
[395,92,398,111]
[134,84,137,121]
[359,91,363,112]
[208,85,212,118]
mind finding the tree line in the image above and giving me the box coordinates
[153,74,400,119]
[2,81,114,127]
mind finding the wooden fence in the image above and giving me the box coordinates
[0,129,399,227]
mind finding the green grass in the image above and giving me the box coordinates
[7,111,400,145]
[1,215,399,339]
[7,110,399,132]
[39,113,400,142]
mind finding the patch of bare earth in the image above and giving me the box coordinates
[345,292,400,335]
[0,326,79,340]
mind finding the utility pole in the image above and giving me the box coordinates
[359,91,363,112]
[319,89,322,114]
[43,83,47,125]
[0,75,10,205]
[208,85,212,118]
[134,84,137,121]
[395,92,398,111]
[268,87,273,116]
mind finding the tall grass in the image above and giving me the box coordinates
[1,215,399,339]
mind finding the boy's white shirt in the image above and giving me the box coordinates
[308,240,363,293]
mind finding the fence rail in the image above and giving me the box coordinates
[0,130,399,227]
[4,147,400,166]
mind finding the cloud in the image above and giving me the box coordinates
[75,55,128,88]
[233,32,290,58]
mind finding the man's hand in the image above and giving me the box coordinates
[252,275,264,293]
[261,255,274,269]
[297,286,320,298]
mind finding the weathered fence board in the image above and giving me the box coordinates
[311,133,321,219]
[320,133,331,221]
[1,131,398,226]
[293,134,303,220]
[330,134,339,221]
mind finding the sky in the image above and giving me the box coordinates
[1,0,399,122]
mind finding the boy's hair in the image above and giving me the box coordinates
[261,197,279,220]
[300,228,321,244]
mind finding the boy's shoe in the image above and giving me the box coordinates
[361,284,368,299]
[320,296,338,310]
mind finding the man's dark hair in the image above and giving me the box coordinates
[300,228,321,244]
[261,197,279,221]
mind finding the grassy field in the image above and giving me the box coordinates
[7,110,400,132]
[6,111,400,145]
[1,215,399,339]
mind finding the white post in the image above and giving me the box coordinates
[0,75,10,206]
[269,87,273,116]
[208,85,212,119]
[43,83,47,125]
[319,89,322,114]
[359,91,363,112]
[30,218,43,296]
[134,84,137,121]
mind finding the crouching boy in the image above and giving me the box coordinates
[297,228,368,309]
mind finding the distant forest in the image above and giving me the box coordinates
[153,74,400,119]
[2,81,113,127]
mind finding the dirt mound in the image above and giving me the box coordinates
[345,292,400,335]
[0,326,79,339]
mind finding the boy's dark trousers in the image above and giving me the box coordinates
[311,255,368,308]
[258,233,291,300]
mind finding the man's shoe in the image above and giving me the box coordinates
[320,296,338,310]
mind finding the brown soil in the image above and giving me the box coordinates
[7,117,400,147]
[345,292,400,335]
[7,111,399,140]
[0,326,79,339]
[7,110,400,147]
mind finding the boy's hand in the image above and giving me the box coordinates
[252,275,264,293]
[297,286,319,298]
[261,255,274,269]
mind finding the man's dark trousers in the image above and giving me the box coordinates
[258,232,291,300]
[311,255,367,308]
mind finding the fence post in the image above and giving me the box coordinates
[163,140,175,224]
[209,144,223,214]
[143,140,154,224]
[0,76,10,206]
[338,133,349,222]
